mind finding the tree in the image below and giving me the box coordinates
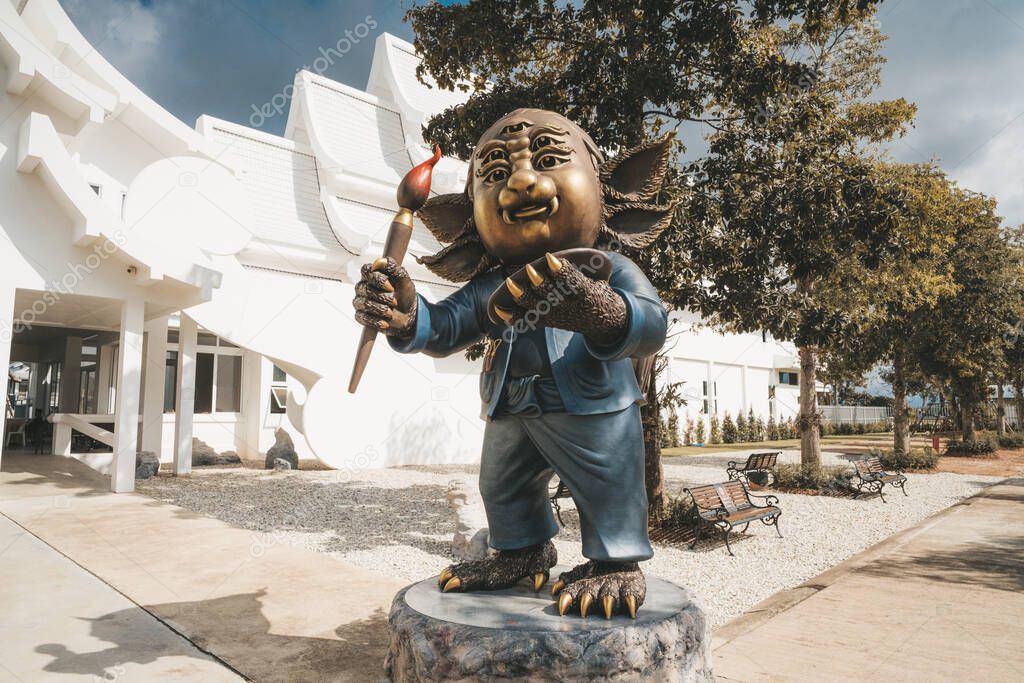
[736,411,749,444]
[694,416,706,445]
[685,13,916,473]
[747,407,759,441]
[408,0,891,499]
[767,414,781,440]
[755,414,767,442]
[709,413,722,444]
[722,413,738,443]
[684,414,694,446]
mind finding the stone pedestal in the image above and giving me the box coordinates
[384,568,712,682]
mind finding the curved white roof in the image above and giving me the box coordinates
[367,34,470,124]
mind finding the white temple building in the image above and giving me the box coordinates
[0,0,805,492]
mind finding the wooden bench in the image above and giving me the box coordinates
[726,451,781,486]
[549,478,572,526]
[684,480,782,555]
[851,456,907,503]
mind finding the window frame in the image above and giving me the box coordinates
[165,332,244,417]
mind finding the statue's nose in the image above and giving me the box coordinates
[506,168,537,194]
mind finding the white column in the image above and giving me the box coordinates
[173,314,197,475]
[740,364,748,414]
[0,284,15,468]
[141,316,168,459]
[111,298,145,493]
[59,336,82,413]
[96,344,114,413]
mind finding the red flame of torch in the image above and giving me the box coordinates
[397,145,442,211]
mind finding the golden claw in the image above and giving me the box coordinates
[602,595,615,620]
[494,306,515,323]
[579,593,593,618]
[525,263,544,287]
[380,278,395,293]
[442,577,461,593]
[558,592,573,616]
[438,568,452,589]
[372,257,389,270]
[545,252,563,273]
[625,595,637,619]
[550,579,565,596]
[532,572,548,592]
[505,277,525,299]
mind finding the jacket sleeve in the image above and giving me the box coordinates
[585,252,668,361]
[388,279,489,358]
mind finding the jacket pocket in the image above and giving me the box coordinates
[567,359,614,400]
[480,370,497,403]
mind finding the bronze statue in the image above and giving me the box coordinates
[353,109,672,618]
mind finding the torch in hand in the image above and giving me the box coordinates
[348,145,442,393]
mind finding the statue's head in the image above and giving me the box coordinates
[417,109,675,281]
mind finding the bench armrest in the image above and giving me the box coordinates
[746,490,780,507]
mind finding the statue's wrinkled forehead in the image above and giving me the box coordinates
[474,108,603,164]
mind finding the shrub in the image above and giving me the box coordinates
[773,464,854,493]
[683,416,694,446]
[722,413,738,443]
[754,415,766,442]
[868,446,938,471]
[767,415,781,440]
[735,411,748,443]
[694,416,706,445]
[783,417,797,439]
[666,412,681,448]
[945,438,996,456]
[979,430,1024,449]
[709,414,722,444]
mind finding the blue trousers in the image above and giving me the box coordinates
[479,404,654,562]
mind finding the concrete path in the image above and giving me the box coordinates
[713,477,1024,682]
[0,454,404,682]
[0,513,242,682]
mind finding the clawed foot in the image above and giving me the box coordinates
[551,561,646,619]
[437,541,557,593]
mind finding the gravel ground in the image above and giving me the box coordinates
[137,450,1000,627]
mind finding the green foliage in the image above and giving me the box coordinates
[754,415,766,442]
[683,415,694,447]
[747,408,759,442]
[709,414,721,444]
[773,464,854,493]
[666,412,681,448]
[868,447,938,471]
[783,417,797,439]
[945,438,996,456]
[694,416,706,445]
[735,412,748,445]
[767,415,781,440]
[722,413,738,444]
[978,430,1024,449]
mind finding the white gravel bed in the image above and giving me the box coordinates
[137,454,999,627]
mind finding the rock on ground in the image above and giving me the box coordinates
[135,451,159,480]
[192,439,241,466]
[264,428,298,470]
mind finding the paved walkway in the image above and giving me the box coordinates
[0,513,242,682]
[0,454,403,682]
[713,477,1024,682]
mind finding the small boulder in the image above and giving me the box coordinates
[447,476,490,560]
[192,439,242,466]
[264,428,299,470]
[272,458,292,471]
[135,451,160,479]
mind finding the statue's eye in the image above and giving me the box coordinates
[536,153,569,170]
[531,136,554,150]
[486,168,508,182]
[484,149,507,164]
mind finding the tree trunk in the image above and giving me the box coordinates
[961,400,976,443]
[996,383,1006,435]
[1014,380,1024,432]
[798,345,821,473]
[635,356,664,520]
[892,353,910,454]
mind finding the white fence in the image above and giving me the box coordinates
[820,405,891,425]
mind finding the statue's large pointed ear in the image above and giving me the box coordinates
[599,133,674,202]
[418,193,474,243]
[603,202,675,249]
[417,234,494,282]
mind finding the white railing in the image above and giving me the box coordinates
[820,405,892,425]
[48,413,115,452]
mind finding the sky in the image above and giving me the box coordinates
[58,0,1024,229]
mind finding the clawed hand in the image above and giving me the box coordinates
[352,257,417,337]
[495,253,627,346]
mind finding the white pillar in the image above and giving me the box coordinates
[96,344,114,413]
[141,316,168,459]
[111,298,144,493]
[173,314,197,475]
[0,284,15,468]
[59,336,82,413]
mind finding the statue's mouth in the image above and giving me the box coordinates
[501,197,559,225]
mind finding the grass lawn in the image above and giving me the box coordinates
[663,432,896,457]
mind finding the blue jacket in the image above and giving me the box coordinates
[389,251,668,420]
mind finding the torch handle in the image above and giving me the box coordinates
[347,212,414,393]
